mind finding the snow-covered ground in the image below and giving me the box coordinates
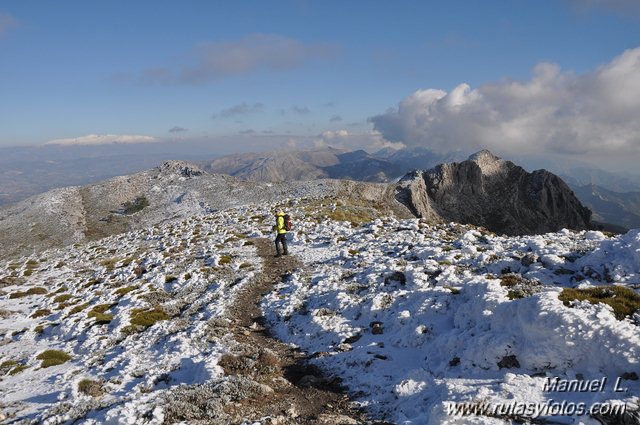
[0,206,273,423]
[264,216,640,424]
[1,199,639,424]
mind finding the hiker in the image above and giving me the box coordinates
[272,209,289,257]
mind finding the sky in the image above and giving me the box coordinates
[1,0,640,170]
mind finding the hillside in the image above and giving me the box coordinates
[0,161,407,260]
[571,184,640,231]
[0,199,638,424]
[202,147,417,183]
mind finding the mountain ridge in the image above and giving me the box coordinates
[0,152,595,260]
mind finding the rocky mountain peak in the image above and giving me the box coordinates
[467,149,506,175]
[396,153,593,235]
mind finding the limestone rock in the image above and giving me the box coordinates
[396,150,592,235]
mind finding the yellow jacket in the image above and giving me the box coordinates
[273,212,287,234]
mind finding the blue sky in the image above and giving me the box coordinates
[1,0,639,168]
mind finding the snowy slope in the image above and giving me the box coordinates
[1,198,639,424]
[263,217,640,424]
[0,206,275,423]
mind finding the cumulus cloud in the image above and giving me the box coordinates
[213,102,264,119]
[0,13,18,37]
[142,34,337,85]
[168,126,187,133]
[369,47,640,161]
[313,129,404,151]
[45,134,157,146]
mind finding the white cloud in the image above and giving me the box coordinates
[313,129,404,151]
[369,48,640,161]
[45,134,158,146]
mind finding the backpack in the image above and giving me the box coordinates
[284,214,293,231]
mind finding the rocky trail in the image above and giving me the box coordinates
[223,237,369,424]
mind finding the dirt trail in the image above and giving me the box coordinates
[224,237,370,425]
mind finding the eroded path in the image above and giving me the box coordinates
[223,237,368,425]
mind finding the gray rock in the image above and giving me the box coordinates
[396,150,592,235]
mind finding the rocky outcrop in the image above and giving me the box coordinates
[397,150,593,235]
[159,160,205,178]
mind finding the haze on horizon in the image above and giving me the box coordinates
[1,0,640,173]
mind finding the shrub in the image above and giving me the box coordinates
[53,294,73,303]
[78,379,104,397]
[120,196,149,215]
[114,285,138,297]
[500,274,523,288]
[31,309,52,318]
[88,304,116,324]
[129,308,169,328]
[1,360,19,373]
[559,286,640,320]
[88,311,114,325]
[37,349,72,368]
[327,207,372,226]
[165,275,178,283]
[218,255,233,265]
[9,287,48,298]
[101,259,118,272]
[9,364,28,375]
[83,278,102,288]
[69,303,90,315]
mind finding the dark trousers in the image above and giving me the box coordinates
[275,233,288,255]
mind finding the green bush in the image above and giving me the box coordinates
[87,304,116,325]
[31,309,52,318]
[53,294,73,303]
[559,286,640,320]
[121,196,149,215]
[37,349,72,368]
[69,303,91,315]
[130,308,169,328]
[9,287,48,298]
[78,378,104,397]
[9,364,28,375]
[114,285,138,297]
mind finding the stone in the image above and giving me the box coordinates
[497,355,520,369]
[396,150,592,236]
[317,414,360,425]
[370,321,384,335]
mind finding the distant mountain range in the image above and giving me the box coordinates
[202,146,467,183]
[204,147,639,232]
[1,152,598,260]
[1,143,638,233]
